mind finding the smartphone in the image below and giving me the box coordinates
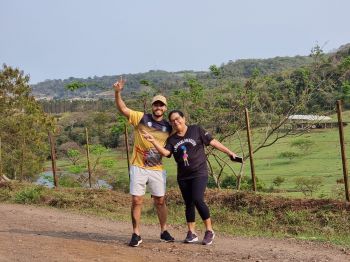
[230,155,243,163]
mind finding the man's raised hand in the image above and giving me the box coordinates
[113,76,126,92]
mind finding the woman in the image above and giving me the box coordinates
[143,110,239,245]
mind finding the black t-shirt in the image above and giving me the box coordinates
[165,125,213,180]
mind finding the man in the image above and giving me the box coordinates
[113,77,174,247]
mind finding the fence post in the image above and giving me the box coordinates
[245,108,257,191]
[336,100,349,202]
[124,123,130,181]
[85,127,92,188]
[0,137,2,178]
[48,132,59,188]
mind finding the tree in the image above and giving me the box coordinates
[209,64,221,86]
[272,176,285,187]
[294,177,323,196]
[67,149,81,165]
[0,65,55,180]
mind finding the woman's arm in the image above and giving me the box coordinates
[142,131,171,157]
[209,139,237,159]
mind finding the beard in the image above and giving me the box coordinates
[152,109,164,117]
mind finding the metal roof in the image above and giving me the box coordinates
[288,115,332,121]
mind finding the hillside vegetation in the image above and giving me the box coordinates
[31,54,313,99]
[1,43,350,198]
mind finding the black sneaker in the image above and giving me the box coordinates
[184,231,198,243]
[160,230,175,242]
[202,230,215,245]
[129,233,142,247]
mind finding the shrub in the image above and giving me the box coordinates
[111,176,129,193]
[68,165,85,174]
[278,151,299,161]
[294,176,323,196]
[59,175,81,188]
[207,175,217,188]
[14,187,43,204]
[221,175,266,191]
[221,175,237,189]
[272,176,285,187]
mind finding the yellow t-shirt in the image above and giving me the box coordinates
[128,110,172,171]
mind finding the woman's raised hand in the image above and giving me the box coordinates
[142,130,155,143]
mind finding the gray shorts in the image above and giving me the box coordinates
[129,165,166,197]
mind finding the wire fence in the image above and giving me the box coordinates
[1,103,349,201]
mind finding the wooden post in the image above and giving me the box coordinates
[85,127,92,188]
[48,132,58,188]
[245,108,257,191]
[124,123,130,180]
[336,100,349,202]
[19,137,25,181]
[0,137,2,178]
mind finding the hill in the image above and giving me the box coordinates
[31,70,203,100]
[30,54,313,100]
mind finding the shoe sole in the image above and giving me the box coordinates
[129,239,143,247]
[160,239,175,243]
[184,236,199,243]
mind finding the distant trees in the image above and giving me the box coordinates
[294,177,323,196]
[0,65,54,180]
[166,45,350,189]
[55,111,123,148]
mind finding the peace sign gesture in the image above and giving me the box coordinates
[113,76,126,92]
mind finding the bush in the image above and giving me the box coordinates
[221,175,266,191]
[14,187,43,204]
[272,176,285,187]
[111,176,129,193]
[294,176,323,196]
[278,151,299,161]
[221,175,237,189]
[207,175,218,188]
[240,176,266,191]
[59,175,82,188]
[68,165,85,174]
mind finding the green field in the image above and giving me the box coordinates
[47,111,350,200]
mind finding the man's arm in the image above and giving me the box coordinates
[113,77,130,118]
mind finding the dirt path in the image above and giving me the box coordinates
[0,203,349,262]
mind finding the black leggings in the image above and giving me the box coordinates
[178,176,210,222]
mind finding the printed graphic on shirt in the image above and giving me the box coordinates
[174,138,197,153]
[165,125,213,180]
[181,145,190,166]
[128,110,171,170]
[144,148,162,167]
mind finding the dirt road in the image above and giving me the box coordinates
[0,203,349,262]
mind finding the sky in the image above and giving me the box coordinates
[1,0,349,84]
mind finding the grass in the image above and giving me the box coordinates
[210,125,350,199]
[45,111,350,200]
[1,181,350,247]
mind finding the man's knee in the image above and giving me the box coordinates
[153,196,166,206]
[132,195,144,206]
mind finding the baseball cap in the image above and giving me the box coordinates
[151,95,167,106]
